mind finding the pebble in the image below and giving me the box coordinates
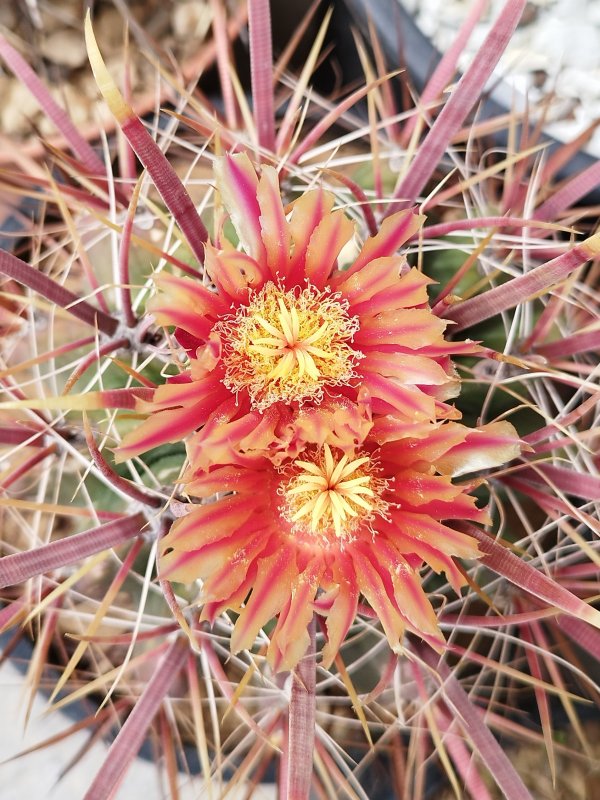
[172,1,212,41]
[3,0,598,163]
[0,3,17,29]
[0,78,42,136]
[40,28,88,69]
[93,6,127,52]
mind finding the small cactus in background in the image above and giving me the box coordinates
[1,1,599,798]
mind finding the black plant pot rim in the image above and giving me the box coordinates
[341,0,600,204]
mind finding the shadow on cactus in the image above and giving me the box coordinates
[1,1,599,798]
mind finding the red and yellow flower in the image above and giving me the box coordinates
[159,397,520,671]
[116,153,478,464]
[108,152,523,672]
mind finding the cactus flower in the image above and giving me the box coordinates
[159,400,521,671]
[117,153,479,463]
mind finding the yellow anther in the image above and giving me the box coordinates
[281,445,388,541]
[216,282,361,410]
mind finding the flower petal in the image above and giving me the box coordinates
[388,511,481,561]
[162,495,258,553]
[350,544,407,648]
[334,256,404,300]
[340,265,433,313]
[290,395,372,454]
[161,534,248,585]
[257,165,291,279]
[186,399,289,470]
[361,351,454,387]
[185,464,266,498]
[393,470,490,524]
[321,555,359,667]
[269,557,324,671]
[143,374,219,410]
[374,538,442,643]
[149,273,228,339]
[116,376,229,461]
[200,531,273,603]
[231,546,298,654]
[380,519,470,594]
[354,308,448,349]
[287,189,336,283]
[375,420,468,461]
[343,210,424,279]
[393,468,465,506]
[304,211,355,288]
[361,372,437,420]
[436,421,522,477]
[201,565,258,624]
[215,153,266,261]
[204,244,268,302]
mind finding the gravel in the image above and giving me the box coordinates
[401,0,600,157]
[0,657,276,799]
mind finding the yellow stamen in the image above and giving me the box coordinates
[215,282,361,410]
[281,444,388,542]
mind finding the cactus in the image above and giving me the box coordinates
[1,1,599,798]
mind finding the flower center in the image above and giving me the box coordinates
[216,282,360,410]
[281,444,388,541]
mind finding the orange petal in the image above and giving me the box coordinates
[115,404,202,462]
[394,472,489,524]
[269,557,324,672]
[201,566,257,624]
[161,495,258,553]
[376,421,468,462]
[373,539,441,642]
[200,532,274,603]
[149,273,228,339]
[361,351,453,386]
[204,244,268,302]
[344,210,424,278]
[116,379,229,462]
[193,332,222,374]
[287,189,336,282]
[186,402,288,471]
[257,165,291,279]
[361,373,436,420]
[215,154,265,262]
[380,521,470,594]
[231,546,298,654]
[354,308,447,349]
[351,269,435,316]
[304,210,355,288]
[321,555,359,668]
[393,468,464,506]
[185,464,266,498]
[334,256,403,299]
[146,374,220,411]
[350,545,407,649]
[161,532,251,585]
[435,421,522,477]
[339,265,432,311]
[389,511,481,561]
[291,395,373,453]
